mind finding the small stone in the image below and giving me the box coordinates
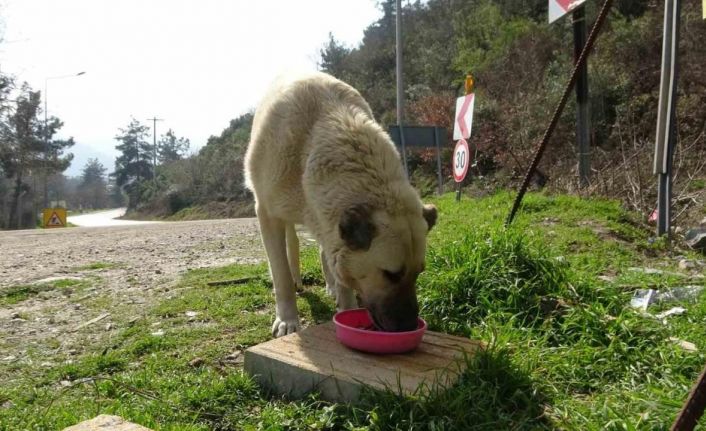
[685,228,706,253]
[151,329,164,337]
[155,269,162,274]
[224,350,244,366]
[669,337,698,352]
[38,291,56,300]
[185,311,198,319]
[60,380,72,387]
[189,357,205,367]
[1,400,15,409]
[10,312,20,319]
[678,259,695,270]
[675,226,684,234]
[2,356,16,362]
[105,322,113,331]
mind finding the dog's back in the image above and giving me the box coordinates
[244,72,381,224]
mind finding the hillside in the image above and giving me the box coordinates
[129,0,705,225]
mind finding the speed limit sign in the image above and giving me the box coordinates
[453,139,470,182]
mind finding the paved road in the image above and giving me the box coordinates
[67,208,161,227]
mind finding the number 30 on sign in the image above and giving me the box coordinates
[453,139,470,183]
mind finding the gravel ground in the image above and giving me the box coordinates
[0,218,265,366]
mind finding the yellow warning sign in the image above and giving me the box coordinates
[43,208,67,228]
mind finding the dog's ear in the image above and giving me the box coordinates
[339,205,377,251]
[422,204,437,231]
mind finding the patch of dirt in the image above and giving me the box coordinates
[0,218,263,368]
[577,219,629,243]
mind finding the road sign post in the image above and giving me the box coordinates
[549,0,587,23]
[434,127,443,195]
[388,126,447,195]
[395,0,409,179]
[452,73,475,202]
[507,0,613,226]
[43,208,67,228]
[653,0,682,238]
[453,139,470,201]
[573,6,591,188]
[550,0,591,187]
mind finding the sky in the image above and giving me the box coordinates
[0,0,382,176]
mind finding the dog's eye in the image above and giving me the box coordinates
[382,268,404,283]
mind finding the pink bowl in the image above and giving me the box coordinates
[333,308,427,354]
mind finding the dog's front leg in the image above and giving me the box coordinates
[257,208,299,337]
[336,284,358,311]
[320,246,337,298]
[320,248,358,310]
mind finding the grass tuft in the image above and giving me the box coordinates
[420,226,568,334]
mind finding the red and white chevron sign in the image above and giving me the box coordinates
[548,0,587,23]
[452,93,474,141]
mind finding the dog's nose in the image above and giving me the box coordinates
[380,290,419,332]
[392,315,419,332]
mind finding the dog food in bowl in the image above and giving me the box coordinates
[333,308,426,354]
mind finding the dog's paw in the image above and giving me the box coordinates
[272,317,300,338]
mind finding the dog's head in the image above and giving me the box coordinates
[334,202,437,332]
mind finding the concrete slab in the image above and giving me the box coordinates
[245,322,482,403]
[62,414,152,430]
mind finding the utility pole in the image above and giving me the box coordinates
[395,0,408,179]
[147,117,163,185]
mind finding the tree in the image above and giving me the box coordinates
[112,118,152,208]
[107,178,125,208]
[0,85,74,228]
[79,158,108,209]
[157,129,190,164]
[319,33,351,79]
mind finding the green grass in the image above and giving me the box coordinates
[2,191,705,430]
[74,261,119,271]
[0,278,88,306]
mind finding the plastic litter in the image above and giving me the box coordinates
[630,286,704,311]
[655,307,686,319]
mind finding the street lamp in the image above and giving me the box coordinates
[43,71,86,208]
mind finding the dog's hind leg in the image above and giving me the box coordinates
[286,224,302,292]
[257,206,300,337]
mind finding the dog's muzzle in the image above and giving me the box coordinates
[368,290,419,332]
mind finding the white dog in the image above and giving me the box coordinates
[244,72,436,337]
